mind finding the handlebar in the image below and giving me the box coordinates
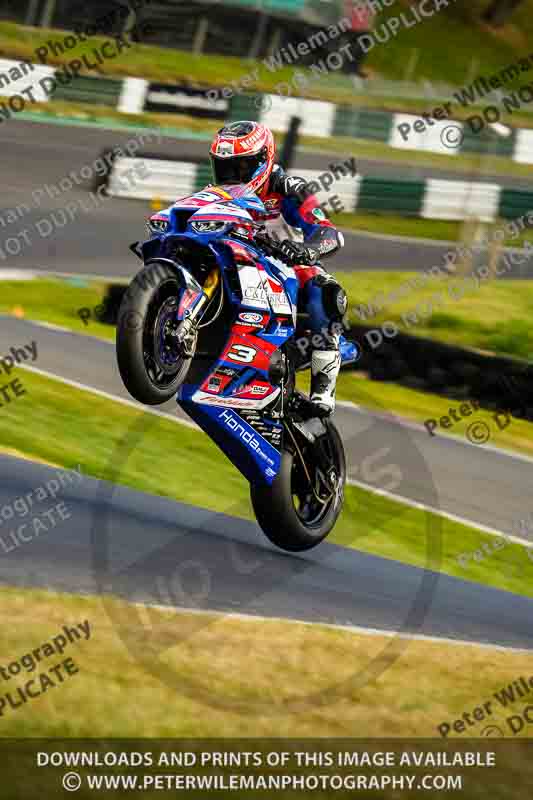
[252,230,285,259]
[253,230,320,267]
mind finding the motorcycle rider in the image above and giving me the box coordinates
[208,121,350,416]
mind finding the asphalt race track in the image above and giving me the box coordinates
[1,315,532,542]
[1,451,533,651]
[1,118,532,651]
[1,119,532,277]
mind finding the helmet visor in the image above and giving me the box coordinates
[211,151,265,186]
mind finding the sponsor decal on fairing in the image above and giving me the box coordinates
[191,388,280,409]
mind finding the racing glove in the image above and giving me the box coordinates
[278,239,319,266]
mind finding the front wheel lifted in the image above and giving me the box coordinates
[250,421,346,552]
[116,261,195,405]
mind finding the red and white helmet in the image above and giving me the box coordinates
[209,121,275,198]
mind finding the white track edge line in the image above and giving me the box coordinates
[16,364,533,547]
[8,315,533,466]
[0,315,120,346]
[337,398,533,467]
[346,476,532,548]
[137,601,532,654]
[17,363,198,430]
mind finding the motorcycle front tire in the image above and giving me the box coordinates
[116,260,193,405]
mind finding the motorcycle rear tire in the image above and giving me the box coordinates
[250,421,345,552]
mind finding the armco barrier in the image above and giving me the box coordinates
[357,177,426,216]
[232,95,533,164]
[421,179,501,222]
[499,188,533,220]
[103,155,533,221]
[4,50,533,164]
[332,107,394,142]
[52,75,123,107]
[105,156,201,200]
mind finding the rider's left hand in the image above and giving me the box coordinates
[278,240,318,266]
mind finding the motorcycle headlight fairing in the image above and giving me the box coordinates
[190,220,229,233]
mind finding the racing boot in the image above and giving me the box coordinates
[310,346,341,416]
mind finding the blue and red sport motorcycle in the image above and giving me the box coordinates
[116,184,357,551]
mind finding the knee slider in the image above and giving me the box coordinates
[313,275,347,320]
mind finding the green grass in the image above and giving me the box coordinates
[2,367,533,599]
[5,273,533,458]
[362,3,531,86]
[4,1,533,109]
[336,371,533,459]
[8,97,223,136]
[340,271,533,360]
[334,211,461,242]
[334,212,471,243]
[0,278,119,341]
[336,210,533,247]
[6,266,533,360]
[3,586,533,752]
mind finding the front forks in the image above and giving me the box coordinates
[172,266,220,356]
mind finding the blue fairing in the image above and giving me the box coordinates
[142,183,345,487]
[142,185,288,486]
[179,383,282,485]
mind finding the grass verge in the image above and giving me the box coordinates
[0,278,118,341]
[336,371,533,459]
[5,269,533,359]
[1,368,533,597]
[335,212,533,246]
[4,3,533,110]
[0,584,533,744]
[340,271,533,361]
[9,98,222,136]
[5,274,533,455]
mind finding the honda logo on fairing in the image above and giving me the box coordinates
[219,409,273,465]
